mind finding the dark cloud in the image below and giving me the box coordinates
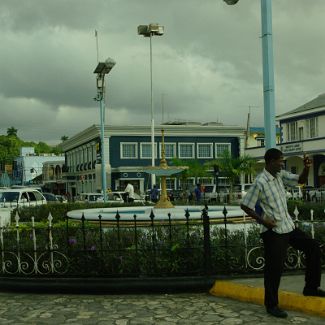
[0,0,324,144]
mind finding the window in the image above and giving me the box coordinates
[198,177,213,185]
[166,178,176,190]
[197,143,213,159]
[160,143,176,159]
[287,122,297,141]
[180,177,195,189]
[256,138,265,147]
[298,127,304,140]
[140,143,157,159]
[215,143,231,158]
[178,143,194,159]
[121,143,138,159]
[306,117,318,138]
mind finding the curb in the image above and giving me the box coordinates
[209,280,325,318]
[0,276,215,294]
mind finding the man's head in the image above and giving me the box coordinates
[264,148,284,175]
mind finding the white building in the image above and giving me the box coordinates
[13,147,64,186]
[245,93,325,187]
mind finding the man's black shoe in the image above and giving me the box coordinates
[303,287,325,297]
[266,306,288,318]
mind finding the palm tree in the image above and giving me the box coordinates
[7,127,18,137]
[60,135,69,141]
[207,150,256,201]
[171,158,208,189]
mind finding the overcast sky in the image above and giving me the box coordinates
[1,0,324,145]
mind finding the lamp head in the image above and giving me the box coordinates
[94,57,116,74]
[138,24,164,37]
[224,0,240,4]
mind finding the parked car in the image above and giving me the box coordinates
[76,192,124,204]
[111,191,145,204]
[309,184,325,202]
[0,188,47,209]
[301,185,314,201]
[287,186,303,200]
[76,193,104,203]
[144,189,173,202]
[55,195,68,203]
[42,192,60,203]
[201,185,218,202]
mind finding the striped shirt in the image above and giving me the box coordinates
[241,168,299,234]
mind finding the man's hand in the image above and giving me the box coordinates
[263,218,276,229]
[303,154,312,169]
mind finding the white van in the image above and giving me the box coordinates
[0,188,47,209]
[76,192,123,204]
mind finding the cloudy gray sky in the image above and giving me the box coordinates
[1,0,324,144]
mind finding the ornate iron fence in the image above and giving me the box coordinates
[0,206,324,277]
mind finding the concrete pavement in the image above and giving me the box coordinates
[0,290,324,324]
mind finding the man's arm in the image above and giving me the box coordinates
[240,203,276,229]
[298,154,312,184]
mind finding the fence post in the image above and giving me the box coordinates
[202,207,211,275]
[149,209,157,274]
[223,206,229,272]
[133,214,139,275]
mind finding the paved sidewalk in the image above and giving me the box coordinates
[0,291,324,324]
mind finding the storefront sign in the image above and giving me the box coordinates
[280,143,303,154]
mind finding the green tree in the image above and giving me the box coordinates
[61,135,69,141]
[171,158,208,189]
[207,150,256,201]
[7,127,18,137]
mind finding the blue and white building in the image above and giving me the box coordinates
[61,122,246,197]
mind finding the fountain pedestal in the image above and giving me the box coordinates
[143,129,187,209]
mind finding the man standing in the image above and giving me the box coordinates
[194,183,202,203]
[241,148,324,318]
[124,182,135,203]
[150,185,159,203]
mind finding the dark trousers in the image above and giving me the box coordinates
[261,228,321,308]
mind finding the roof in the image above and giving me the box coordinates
[277,93,325,118]
[249,127,280,134]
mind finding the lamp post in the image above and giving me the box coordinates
[137,23,164,187]
[94,58,116,202]
[213,164,220,202]
[224,0,276,149]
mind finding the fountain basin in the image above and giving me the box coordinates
[67,205,244,221]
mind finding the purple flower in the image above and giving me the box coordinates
[68,238,77,245]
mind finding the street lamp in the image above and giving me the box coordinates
[94,58,116,202]
[213,164,220,196]
[137,23,164,187]
[224,0,276,149]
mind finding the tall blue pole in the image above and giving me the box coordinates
[99,96,107,202]
[261,0,276,149]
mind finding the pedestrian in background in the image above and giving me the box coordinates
[194,183,201,203]
[150,185,159,203]
[124,182,135,203]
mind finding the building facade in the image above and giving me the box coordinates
[12,147,64,186]
[61,122,246,197]
[245,93,325,187]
